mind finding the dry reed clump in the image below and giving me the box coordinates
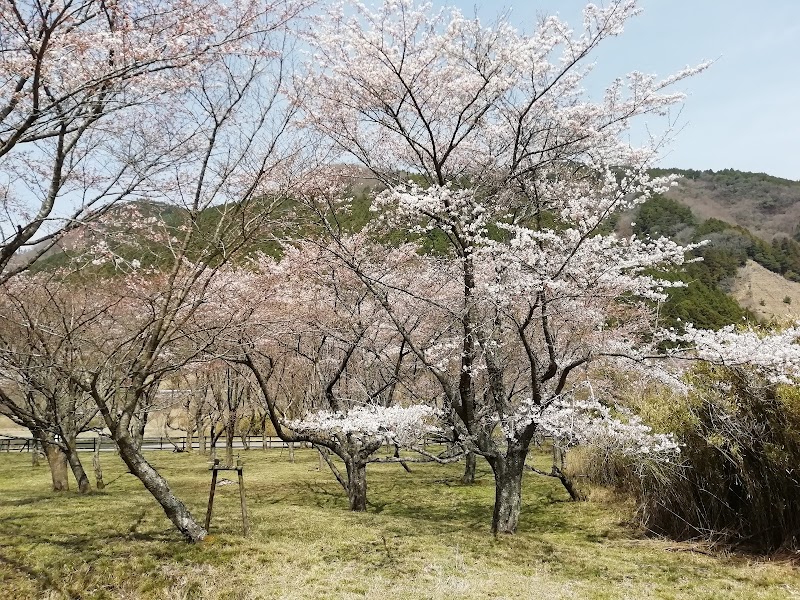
[575,365,800,552]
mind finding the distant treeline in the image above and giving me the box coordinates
[650,167,800,188]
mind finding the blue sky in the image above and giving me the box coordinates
[441,0,800,180]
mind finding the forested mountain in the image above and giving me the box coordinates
[30,169,800,330]
[654,168,800,240]
[630,169,800,329]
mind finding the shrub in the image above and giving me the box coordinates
[579,366,800,551]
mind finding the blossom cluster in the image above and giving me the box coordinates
[536,398,680,458]
[373,185,491,247]
[287,404,439,446]
[663,324,800,384]
[504,395,679,459]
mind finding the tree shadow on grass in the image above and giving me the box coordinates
[3,528,178,552]
[257,461,585,541]
[0,552,67,597]
[0,493,58,507]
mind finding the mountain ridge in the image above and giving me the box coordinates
[655,168,800,240]
[24,168,800,327]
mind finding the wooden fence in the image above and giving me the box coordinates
[0,435,294,453]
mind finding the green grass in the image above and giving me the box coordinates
[0,449,797,599]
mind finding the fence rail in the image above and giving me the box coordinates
[0,435,295,453]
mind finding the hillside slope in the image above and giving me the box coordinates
[659,169,800,240]
[730,260,800,322]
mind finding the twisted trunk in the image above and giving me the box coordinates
[43,442,69,492]
[345,458,367,511]
[488,443,528,535]
[65,441,91,493]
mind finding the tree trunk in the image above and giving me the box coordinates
[288,440,295,463]
[394,444,412,473]
[31,438,40,467]
[131,412,147,451]
[345,459,367,512]
[93,444,105,490]
[240,410,254,451]
[260,414,269,451]
[185,410,195,454]
[115,434,206,542]
[552,465,582,501]
[225,426,234,467]
[198,428,206,455]
[43,443,69,492]
[66,442,91,493]
[551,444,583,501]
[489,446,527,535]
[462,451,476,484]
[210,423,218,457]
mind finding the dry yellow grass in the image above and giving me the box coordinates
[0,449,798,599]
[731,260,800,321]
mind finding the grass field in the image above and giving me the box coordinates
[0,449,798,599]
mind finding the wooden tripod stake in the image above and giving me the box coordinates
[205,457,249,535]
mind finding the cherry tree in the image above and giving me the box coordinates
[298,0,711,533]
[664,324,800,383]
[0,0,310,280]
[0,273,100,492]
[175,362,243,456]
[0,0,310,542]
[45,259,267,541]
[233,242,439,511]
[202,362,256,465]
